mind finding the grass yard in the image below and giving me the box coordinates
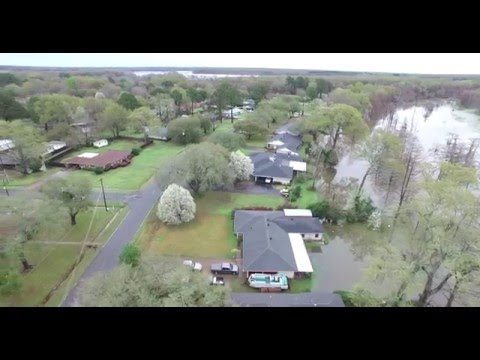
[136,191,285,259]
[64,141,184,191]
[0,205,129,307]
[289,276,313,293]
[4,168,60,187]
[292,181,323,208]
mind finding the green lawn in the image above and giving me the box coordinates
[136,191,285,258]
[64,141,184,191]
[289,276,313,293]
[4,168,60,187]
[61,139,142,161]
[292,181,322,208]
[0,206,128,307]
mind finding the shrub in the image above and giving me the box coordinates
[94,167,104,175]
[293,174,307,185]
[119,243,141,267]
[289,185,302,202]
[346,195,376,223]
[28,157,43,172]
[131,147,141,156]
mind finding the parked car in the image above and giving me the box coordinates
[183,260,203,272]
[211,262,239,275]
[280,188,289,197]
[210,276,225,286]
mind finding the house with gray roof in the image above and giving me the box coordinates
[234,209,324,279]
[249,152,306,185]
[231,292,345,307]
[267,131,302,155]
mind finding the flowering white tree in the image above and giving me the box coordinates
[367,210,382,231]
[229,150,254,182]
[157,184,196,225]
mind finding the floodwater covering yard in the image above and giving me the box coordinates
[314,103,480,302]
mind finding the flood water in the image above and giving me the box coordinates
[315,103,480,304]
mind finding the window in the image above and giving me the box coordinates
[315,234,319,238]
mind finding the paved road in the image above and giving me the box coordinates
[61,180,162,307]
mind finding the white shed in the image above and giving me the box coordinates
[93,139,109,148]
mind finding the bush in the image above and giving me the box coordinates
[293,174,307,185]
[131,147,141,156]
[94,167,104,175]
[119,243,141,267]
[289,185,302,202]
[346,195,376,223]
[308,200,345,224]
[28,157,43,172]
[0,268,22,295]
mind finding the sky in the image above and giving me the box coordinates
[1,53,480,74]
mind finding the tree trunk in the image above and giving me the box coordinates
[383,174,394,208]
[395,152,414,219]
[332,126,341,150]
[417,267,451,307]
[358,166,372,194]
[446,280,459,307]
[44,122,49,131]
[20,253,32,273]
[230,108,234,124]
[191,100,194,115]
[70,211,78,226]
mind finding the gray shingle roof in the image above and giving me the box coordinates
[242,216,297,272]
[270,132,302,151]
[234,211,324,272]
[231,292,345,307]
[250,152,300,179]
[271,217,324,234]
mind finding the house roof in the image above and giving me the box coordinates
[231,292,345,307]
[0,153,19,165]
[249,152,300,179]
[0,140,15,152]
[64,150,130,167]
[270,132,302,151]
[234,210,323,272]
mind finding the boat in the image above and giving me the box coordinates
[247,274,289,290]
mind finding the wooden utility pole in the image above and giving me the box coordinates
[100,178,108,211]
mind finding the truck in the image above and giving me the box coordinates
[247,273,289,290]
[211,262,239,275]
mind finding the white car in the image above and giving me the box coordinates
[183,260,203,272]
[280,188,289,197]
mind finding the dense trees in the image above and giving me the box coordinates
[129,106,159,141]
[41,177,92,225]
[117,92,141,110]
[76,257,230,307]
[212,81,242,122]
[167,116,203,144]
[0,90,29,120]
[99,102,130,137]
[0,120,45,174]
[1,197,69,272]
[233,119,268,140]
[208,131,246,151]
[157,143,233,194]
[157,184,196,225]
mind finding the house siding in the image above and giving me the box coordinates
[292,233,323,241]
[272,177,291,185]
